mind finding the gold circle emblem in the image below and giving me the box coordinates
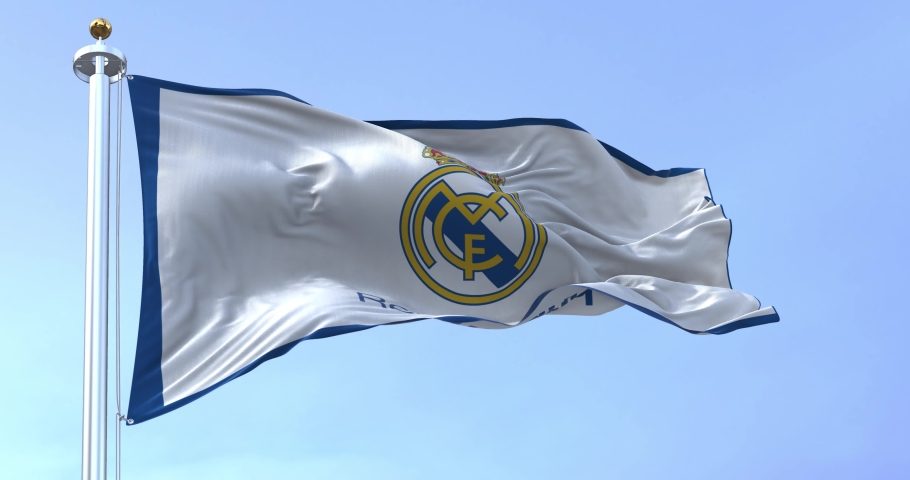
[400,154,547,305]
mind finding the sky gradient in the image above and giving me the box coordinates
[1,1,908,478]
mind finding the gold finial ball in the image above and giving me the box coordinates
[89,18,112,40]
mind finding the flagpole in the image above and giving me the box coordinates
[73,18,126,480]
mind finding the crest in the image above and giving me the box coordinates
[400,147,547,305]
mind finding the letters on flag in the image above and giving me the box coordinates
[126,76,778,424]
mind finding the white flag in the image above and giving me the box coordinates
[127,76,778,424]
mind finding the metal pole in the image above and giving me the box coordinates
[73,18,126,480]
[82,50,111,480]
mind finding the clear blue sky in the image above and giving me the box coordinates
[2,1,908,478]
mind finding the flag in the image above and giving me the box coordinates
[126,75,778,424]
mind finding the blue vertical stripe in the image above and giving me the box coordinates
[126,76,165,423]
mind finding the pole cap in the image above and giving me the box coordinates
[73,44,127,83]
[90,18,112,40]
